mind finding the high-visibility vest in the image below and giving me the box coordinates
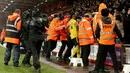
[98,20,115,45]
[4,13,21,44]
[78,18,94,46]
[60,19,69,40]
[93,13,115,38]
[47,18,64,41]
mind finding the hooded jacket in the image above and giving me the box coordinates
[95,16,124,45]
[29,12,48,41]
[4,13,22,44]
[93,3,114,32]
[78,17,94,45]
[21,11,31,40]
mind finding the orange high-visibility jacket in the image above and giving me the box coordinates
[4,13,21,45]
[78,17,94,46]
[60,18,69,40]
[47,18,65,41]
[0,28,6,41]
[98,20,116,45]
[93,3,114,33]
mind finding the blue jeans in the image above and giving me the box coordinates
[4,43,20,65]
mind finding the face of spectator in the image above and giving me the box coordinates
[89,15,93,19]
[77,19,81,23]
[122,9,125,14]
[115,20,120,24]
[128,9,130,15]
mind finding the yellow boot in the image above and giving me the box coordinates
[71,45,80,58]
[76,47,80,58]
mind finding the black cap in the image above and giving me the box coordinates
[101,8,109,17]
[32,8,40,17]
[14,9,21,13]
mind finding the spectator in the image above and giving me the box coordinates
[123,8,130,44]
[115,15,124,38]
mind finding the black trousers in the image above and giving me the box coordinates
[64,37,77,59]
[22,38,32,64]
[58,40,68,58]
[95,44,118,71]
[42,40,48,55]
[46,40,57,58]
[29,38,43,69]
[81,45,90,66]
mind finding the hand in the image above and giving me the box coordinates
[1,38,4,45]
[62,25,68,30]
[63,27,65,30]
[121,42,125,48]
[1,41,4,45]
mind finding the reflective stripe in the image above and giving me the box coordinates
[100,31,113,34]
[87,27,91,30]
[6,19,9,25]
[94,14,97,25]
[112,21,113,24]
[82,19,87,22]
[6,24,16,28]
[100,20,103,29]
[14,17,21,26]
[79,27,91,30]
[6,29,18,32]
[79,33,93,38]
[79,38,91,41]
[90,36,93,38]
[79,32,87,35]
[100,37,113,40]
